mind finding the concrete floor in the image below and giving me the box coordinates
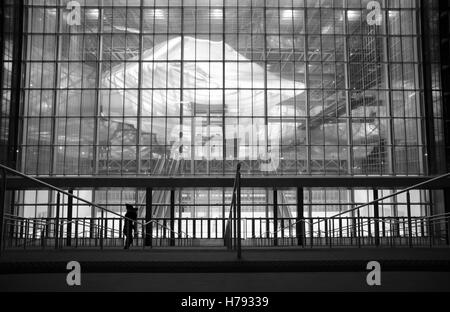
[1,247,450,292]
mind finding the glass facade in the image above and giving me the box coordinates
[0,1,16,162]
[2,0,443,220]
[21,0,426,177]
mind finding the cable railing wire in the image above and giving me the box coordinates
[0,164,191,250]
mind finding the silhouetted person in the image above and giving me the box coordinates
[123,204,138,249]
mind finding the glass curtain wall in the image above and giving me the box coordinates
[1,1,17,162]
[17,0,429,220]
[21,0,425,177]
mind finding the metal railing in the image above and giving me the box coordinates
[0,164,191,253]
[1,163,449,252]
[4,214,449,250]
[3,215,195,249]
[258,172,450,248]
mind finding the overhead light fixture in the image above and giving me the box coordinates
[150,9,166,20]
[210,9,223,19]
[388,11,399,18]
[87,9,99,19]
[347,10,360,22]
[46,8,57,16]
[281,10,300,20]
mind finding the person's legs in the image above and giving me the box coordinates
[124,235,129,249]
[125,227,133,249]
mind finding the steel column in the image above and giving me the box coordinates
[296,187,305,246]
[273,189,278,247]
[145,187,153,246]
[406,191,413,248]
[55,192,60,249]
[373,189,380,246]
[237,166,242,259]
[66,189,73,247]
[0,169,6,254]
[170,189,175,247]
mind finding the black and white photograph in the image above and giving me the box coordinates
[0,0,450,303]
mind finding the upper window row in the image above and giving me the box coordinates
[26,6,418,36]
[25,0,417,9]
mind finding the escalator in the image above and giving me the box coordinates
[138,156,184,219]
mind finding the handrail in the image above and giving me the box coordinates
[0,164,133,222]
[3,215,192,245]
[258,172,450,239]
[329,172,450,220]
[0,164,190,239]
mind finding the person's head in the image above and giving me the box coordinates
[125,204,137,212]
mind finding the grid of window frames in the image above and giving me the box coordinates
[21,0,425,177]
[16,0,433,220]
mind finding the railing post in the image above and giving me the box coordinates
[0,169,7,254]
[170,189,175,247]
[237,165,242,259]
[296,187,305,247]
[55,192,60,250]
[373,189,380,247]
[145,187,153,247]
[406,191,413,248]
[66,189,73,247]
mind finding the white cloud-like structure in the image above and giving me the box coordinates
[102,36,305,129]
[100,36,382,163]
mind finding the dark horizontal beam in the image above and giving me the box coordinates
[4,175,450,190]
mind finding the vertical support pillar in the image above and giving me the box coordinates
[265,190,270,239]
[357,209,361,248]
[444,188,450,246]
[406,191,413,248]
[100,209,104,250]
[273,189,278,247]
[55,192,60,250]
[237,166,241,259]
[7,1,24,169]
[66,189,73,247]
[0,169,7,254]
[296,187,305,246]
[442,188,450,246]
[373,189,380,246]
[170,189,175,247]
[145,187,153,246]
